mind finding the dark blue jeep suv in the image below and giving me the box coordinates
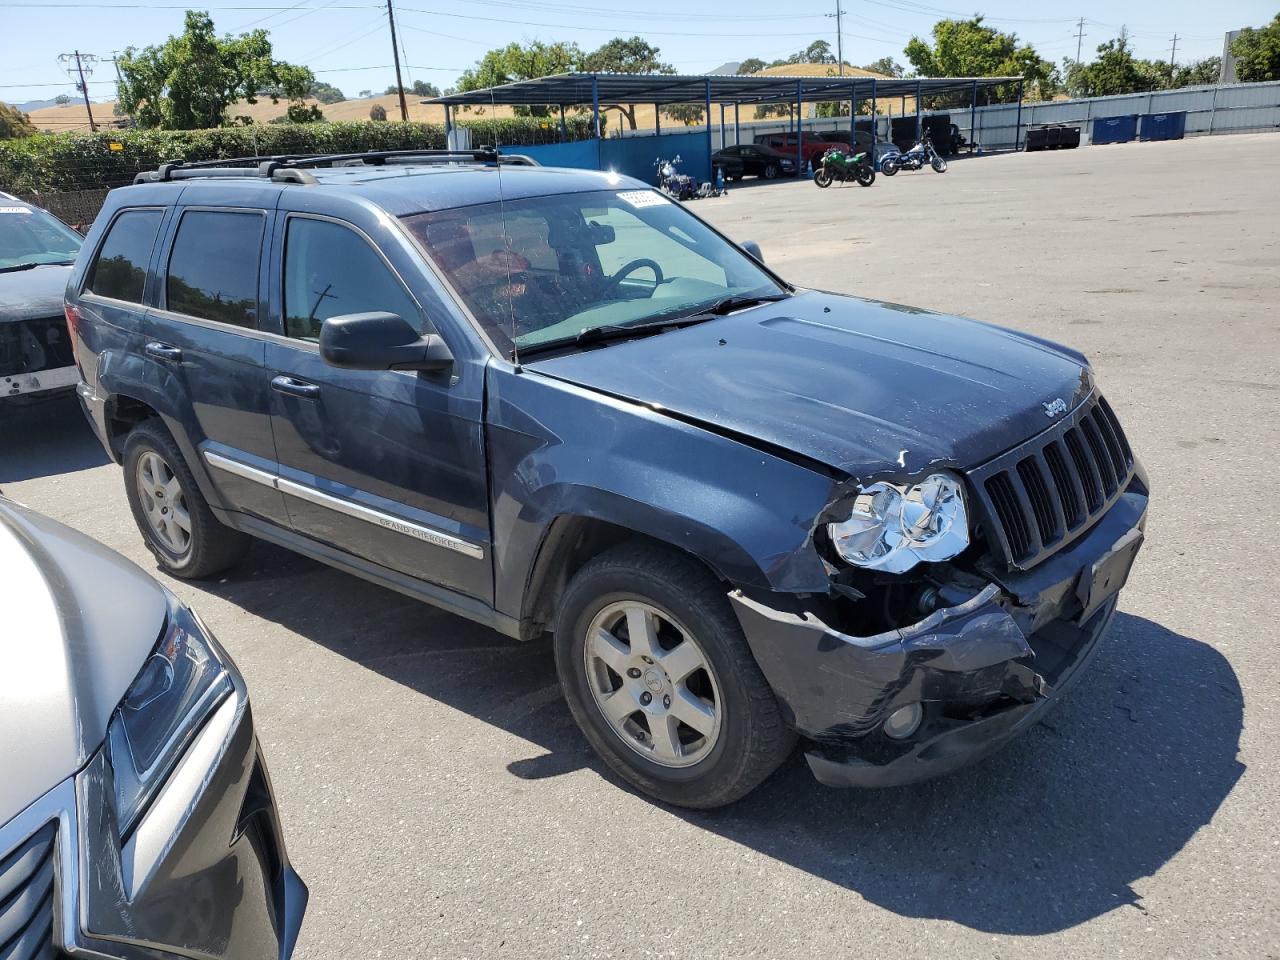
[67,150,1148,807]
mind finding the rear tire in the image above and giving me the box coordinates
[122,420,249,579]
[856,165,876,186]
[880,158,898,176]
[553,542,795,808]
[763,163,779,180]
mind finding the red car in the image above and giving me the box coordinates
[753,133,846,166]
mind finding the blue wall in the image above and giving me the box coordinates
[516,131,712,187]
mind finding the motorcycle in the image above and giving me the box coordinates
[880,135,948,176]
[656,155,698,200]
[813,147,875,188]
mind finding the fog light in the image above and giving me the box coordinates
[883,703,923,740]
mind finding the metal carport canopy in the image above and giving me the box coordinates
[425,72,1018,108]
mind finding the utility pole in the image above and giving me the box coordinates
[58,51,97,132]
[825,4,847,76]
[386,0,408,121]
[1169,34,1179,84]
[1074,17,1086,64]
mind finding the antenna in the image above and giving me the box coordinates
[58,51,98,133]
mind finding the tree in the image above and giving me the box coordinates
[1173,56,1222,87]
[905,16,1056,102]
[116,10,317,129]
[0,103,35,139]
[862,57,903,77]
[1231,13,1280,81]
[662,103,705,125]
[358,88,373,98]
[369,103,387,121]
[799,40,835,64]
[54,94,72,105]
[737,58,767,75]
[1064,30,1162,97]
[386,80,440,97]
[581,37,674,129]
[456,40,582,117]
[310,80,346,104]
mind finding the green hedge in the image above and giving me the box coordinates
[0,116,593,194]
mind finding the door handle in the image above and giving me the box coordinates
[270,375,320,399]
[144,342,183,363]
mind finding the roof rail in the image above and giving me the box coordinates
[132,147,537,185]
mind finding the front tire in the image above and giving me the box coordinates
[554,543,795,808]
[932,156,948,172]
[813,167,833,188]
[123,420,249,579]
[763,163,779,180]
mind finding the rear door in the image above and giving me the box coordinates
[144,188,289,525]
[263,208,492,602]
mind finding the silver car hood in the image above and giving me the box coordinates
[0,499,167,826]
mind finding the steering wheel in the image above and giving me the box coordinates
[602,258,664,296]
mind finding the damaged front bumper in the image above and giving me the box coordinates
[730,489,1148,789]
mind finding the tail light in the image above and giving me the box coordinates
[64,302,82,373]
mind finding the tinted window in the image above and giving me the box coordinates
[166,210,262,328]
[283,217,420,342]
[88,209,162,303]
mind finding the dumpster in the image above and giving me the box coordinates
[1140,111,1187,141]
[1092,115,1138,144]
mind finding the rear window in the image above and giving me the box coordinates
[165,210,263,328]
[87,208,163,303]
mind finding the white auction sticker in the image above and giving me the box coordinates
[616,190,670,209]
[0,206,32,214]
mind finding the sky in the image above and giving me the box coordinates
[1,0,1275,108]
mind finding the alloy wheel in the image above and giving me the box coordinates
[583,600,722,768]
[135,450,192,556]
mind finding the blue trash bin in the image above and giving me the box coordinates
[1140,111,1187,141]
[1092,115,1139,145]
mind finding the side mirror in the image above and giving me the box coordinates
[741,240,764,264]
[319,312,452,372]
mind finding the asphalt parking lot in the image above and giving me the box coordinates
[4,132,1278,959]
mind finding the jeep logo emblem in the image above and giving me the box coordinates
[1043,398,1068,418]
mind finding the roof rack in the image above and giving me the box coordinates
[133,148,538,185]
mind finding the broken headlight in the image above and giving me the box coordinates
[827,472,969,574]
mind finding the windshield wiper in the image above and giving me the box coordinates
[0,260,74,274]
[517,293,791,360]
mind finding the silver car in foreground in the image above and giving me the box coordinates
[0,496,306,960]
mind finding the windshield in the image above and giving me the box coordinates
[402,188,784,355]
[0,205,82,270]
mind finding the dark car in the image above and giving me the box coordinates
[68,151,1148,808]
[711,144,798,180]
[1,198,82,404]
[0,495,306,960]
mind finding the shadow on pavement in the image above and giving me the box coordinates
[0,393,109,484]
[195,540,1243,936]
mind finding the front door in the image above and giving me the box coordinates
[264,213,492,602]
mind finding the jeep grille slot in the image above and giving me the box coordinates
[0,821,56,960]
[969,393,1136,570]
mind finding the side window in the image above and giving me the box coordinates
[283,217,420,342]
[87,208,163,303]
[165,210,263,328]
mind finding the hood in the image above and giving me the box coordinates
[0,263,71,323]
[0,499,167,826]
[529,290,1092,478]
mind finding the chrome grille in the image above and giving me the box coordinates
[0,822,56,960]
[970,393,1135,570]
